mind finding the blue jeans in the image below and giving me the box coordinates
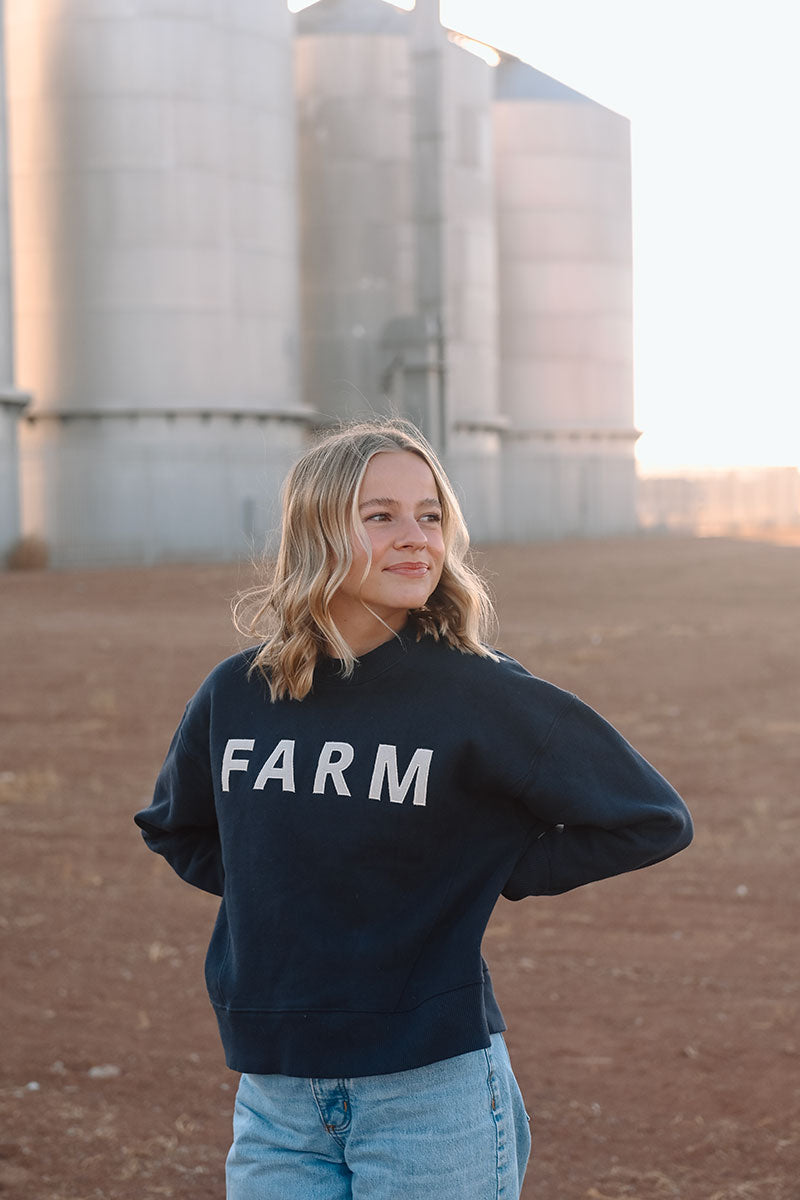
[226,1033,531,1199]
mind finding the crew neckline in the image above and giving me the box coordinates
[313,626,416,688]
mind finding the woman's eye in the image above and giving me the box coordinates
[364,511,440,524]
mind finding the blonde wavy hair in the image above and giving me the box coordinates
[234,418,497,701]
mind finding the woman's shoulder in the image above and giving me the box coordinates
[195,645,265,696]
[418,633,573,705]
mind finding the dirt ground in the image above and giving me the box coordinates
[1,534,798,1200]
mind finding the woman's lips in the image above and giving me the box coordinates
[384,562,429,575]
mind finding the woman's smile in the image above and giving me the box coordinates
[383,561,431,575]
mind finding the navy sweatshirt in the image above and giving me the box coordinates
[134,629,692,1078]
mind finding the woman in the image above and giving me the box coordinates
[135,418,693,1200]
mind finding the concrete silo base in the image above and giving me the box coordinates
[19,412,311,567]
[502,431,639,541]
[445,423,505,544]
[0,389,29,559]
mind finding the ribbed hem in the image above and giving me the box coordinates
[213,981,506,1078]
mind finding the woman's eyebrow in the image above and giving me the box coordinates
[359,496,397,510]
[358,496,441,510]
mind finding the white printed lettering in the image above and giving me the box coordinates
[253,739,296,792]
[221,738,255,792]
[313,741,355,796]
[368,744,433,806]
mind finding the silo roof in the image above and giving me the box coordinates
[294,0,410,35]
[495,54,594,104]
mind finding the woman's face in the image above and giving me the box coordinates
[329,450,446,646]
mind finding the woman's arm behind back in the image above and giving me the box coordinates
[503,694,693,900]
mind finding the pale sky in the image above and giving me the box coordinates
[293,1,800,473]
[442,0,800,473]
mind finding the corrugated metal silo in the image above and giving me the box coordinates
[294,0,503,542]
[414,4,503,540]
[6,0,309,564]
[0,0,28,560]
[294,0,415,421]
[493,57,639,539]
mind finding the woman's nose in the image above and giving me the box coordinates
[394,516,427,547]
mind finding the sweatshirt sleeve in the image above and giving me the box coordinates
[502,694,693,900]
[134,693,224,898]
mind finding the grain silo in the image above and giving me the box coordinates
[493,56,639,539]
[295,0,504,540]
[0,0,28,560]
[410,3,503,540]
[294,0,415,424]
[1,0,641,565]
[5,0,310,565]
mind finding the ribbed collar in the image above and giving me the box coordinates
[312,627,416,689]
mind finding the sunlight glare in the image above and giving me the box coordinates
[446,33,501,67]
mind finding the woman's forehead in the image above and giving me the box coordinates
[359,450,438,496]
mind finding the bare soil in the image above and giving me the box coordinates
[1,534,798,1200]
